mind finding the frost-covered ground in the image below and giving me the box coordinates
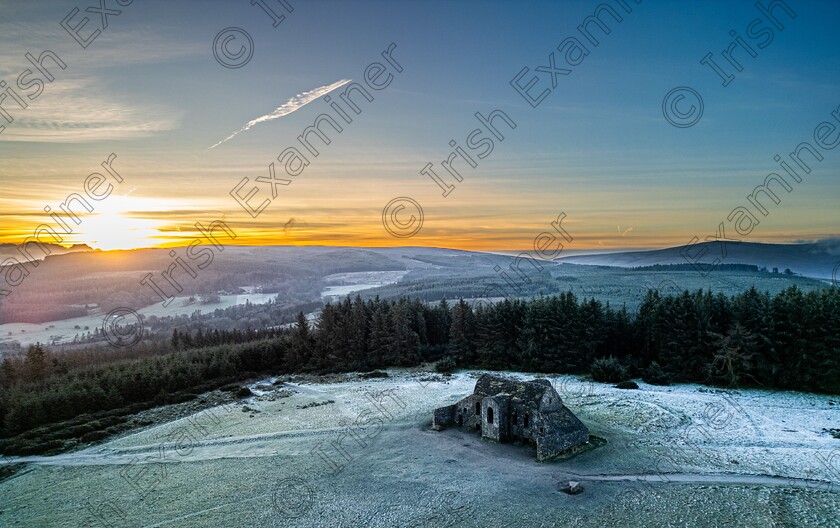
[1,371,838,527]
[0,293,278,348]
[320,270,409,301]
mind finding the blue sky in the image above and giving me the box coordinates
[0,0,838,251]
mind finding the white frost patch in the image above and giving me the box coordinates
[320,270,409,300]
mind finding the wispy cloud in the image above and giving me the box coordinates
[0,24,205,79]
[0,78,179,143]
[210,79,352,149]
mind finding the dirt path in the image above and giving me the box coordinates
[138,493,273,528]
[565,472,839,491]
[0,426,346,467]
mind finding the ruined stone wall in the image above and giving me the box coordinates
[480,395,510,442]
[506,402,539,443]
[535,428,589,461]
[539,387,564,412]
[534,411,590,461]
[449,394,484,432]
[432,404,456,430]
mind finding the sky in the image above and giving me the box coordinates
[0,0,838,253]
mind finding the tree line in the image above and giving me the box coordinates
[281,286,838,393]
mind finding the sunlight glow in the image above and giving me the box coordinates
[79,211,162,251]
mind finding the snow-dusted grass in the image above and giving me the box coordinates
[1,370,838,527]
[320,270,409,300]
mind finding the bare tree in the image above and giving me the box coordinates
[707,324,757,387]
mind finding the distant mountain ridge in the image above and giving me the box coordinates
[0,243,93,262]
[556,239,840,280]
[3,240,838,281]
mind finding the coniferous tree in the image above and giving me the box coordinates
[770,286,807,388]
[516,297,545,371]
[390,299,419,366]
[577,297,606,371]
[368,302,393,368]
[634,289,664,368]
[604,303,632,362]
[733,286,773,384]
[658,292,703,381]
[410,298,428,347]
[449,299,476,366]
[24,343,47,381]
[347,295,369,370]
[804,288,840,392]
[194,328,206,348]
[432,298,452,345]
[312,303,337,371]
[0,357,15,387]
[180,330,193,350]
[288,312,314,370]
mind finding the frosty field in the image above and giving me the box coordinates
[0,292,279,348]
[1,371,838,527]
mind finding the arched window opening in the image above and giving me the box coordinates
[487,407,494,424]
[475,402,481,415]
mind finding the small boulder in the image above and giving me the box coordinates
[615,380,639,390]
[359,370,389,379]
[561,481,584,495]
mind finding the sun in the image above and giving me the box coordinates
[79,211,162,251]
[72,195,171,251]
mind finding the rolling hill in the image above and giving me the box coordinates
[556,240,840,281]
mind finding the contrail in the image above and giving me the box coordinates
[210,79,352,149]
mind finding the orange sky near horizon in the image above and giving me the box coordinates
[1,200,833,255]
[0,168,835,254]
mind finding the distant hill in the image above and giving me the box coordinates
[0,243,93,262]
[0,243,835,326]
[556,240,840,280]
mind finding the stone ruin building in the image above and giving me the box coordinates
[432,373,589,461]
